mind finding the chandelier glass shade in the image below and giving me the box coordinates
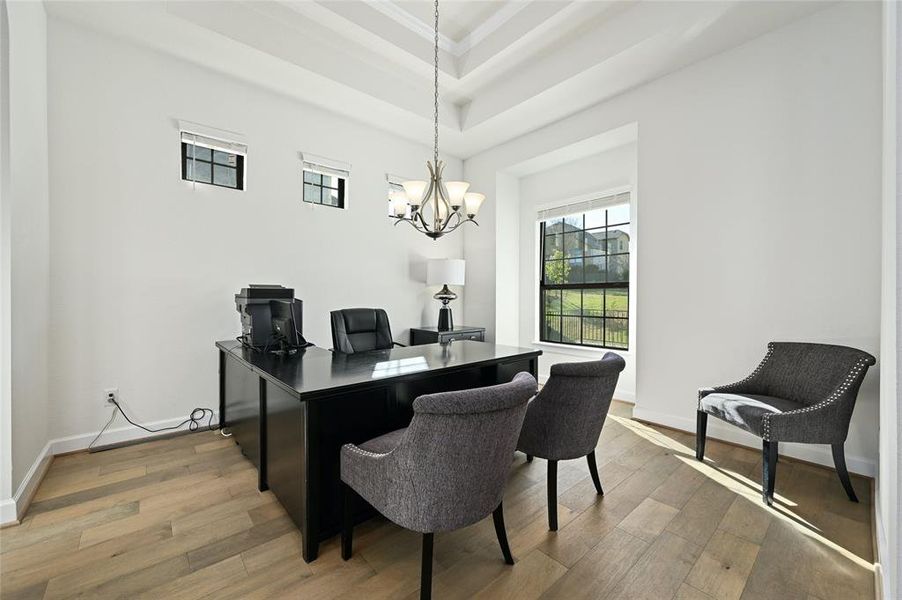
[390,0,485,239]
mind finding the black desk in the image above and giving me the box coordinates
[216,339,540,562]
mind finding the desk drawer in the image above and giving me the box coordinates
[440,331,485,343]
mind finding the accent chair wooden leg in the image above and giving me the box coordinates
[492,502,515,565]
[587,451,603,495]
[832,442,859,502]
[762,440,778,506]
[526,454,533,463]
[420,533,434,600]
[547,459,558,531]
[341,483,353,560]
[696,411,708,461]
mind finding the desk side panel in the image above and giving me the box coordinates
[224,352,261,471]
[266,382,306,535]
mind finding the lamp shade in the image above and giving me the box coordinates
[427,259,465,286]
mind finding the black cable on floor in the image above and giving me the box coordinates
[88,399,225,451]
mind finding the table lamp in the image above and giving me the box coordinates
[426,259,465,331]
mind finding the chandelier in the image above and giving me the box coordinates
[388,0,485,239]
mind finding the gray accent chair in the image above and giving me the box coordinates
[516,353,626,531]
[697,342,876,506]
[340,372,537,600]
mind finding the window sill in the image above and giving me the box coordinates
[531,341,631,358]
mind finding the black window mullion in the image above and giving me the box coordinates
[181,142,243,191]
[303,173,345,208]
[539,205,629,350]
[578,289,584,344]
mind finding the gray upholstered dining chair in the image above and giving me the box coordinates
[340,372,537,600]
[516,353,625,531]
[697,342,876,506]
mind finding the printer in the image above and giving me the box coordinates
[235,285,304,350]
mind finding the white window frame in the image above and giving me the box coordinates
[179,120,247,191]
[533,185,634,355]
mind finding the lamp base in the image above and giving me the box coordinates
[437,305,453,332]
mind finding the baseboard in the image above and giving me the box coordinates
[48,411,218,456]
[631,406,876,477]
[614,390,635,403]
[0,498,17,525]
[0,411,219,525]
[12,441,53,521]
[874,494,893,600]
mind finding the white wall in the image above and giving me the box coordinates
[4,0,51,511]
[516,144,637,400]
[0,0,12,512]
[878,0,900,596]
[464,2,882,475]
[45,19,464,443]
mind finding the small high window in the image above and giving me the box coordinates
[180,128,246,191]
[386,174,410,218]
[302,154,350,209]
[303,171,345,208]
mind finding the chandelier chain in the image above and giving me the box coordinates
[433,0,439,165]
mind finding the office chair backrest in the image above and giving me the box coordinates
[331,308,394,354]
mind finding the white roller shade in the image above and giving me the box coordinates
[301,152,350,179]
[537,191,630,222]
[178,120,247,156]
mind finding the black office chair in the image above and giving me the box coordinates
[330,308,406,354]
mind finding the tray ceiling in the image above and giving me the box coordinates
[45,0,830,158]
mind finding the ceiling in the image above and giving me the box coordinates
[44,0,830,158]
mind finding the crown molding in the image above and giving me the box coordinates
[367,0,528,60]
[367,0,457,54]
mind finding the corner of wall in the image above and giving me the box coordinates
[2,0,52,520]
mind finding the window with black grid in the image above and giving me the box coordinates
[181,142,244,190]
[303,170,346,208]
[539,203,630,349]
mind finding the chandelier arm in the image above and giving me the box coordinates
[395,216,427,232]
[420,171,436,232]
[436,214,473,235]
[444,210,463,228]
[436,175,453,229]
[414,206,433,232]
[436,220,459,234]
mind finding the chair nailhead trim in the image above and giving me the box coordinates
[761,357,870,441]
[342,443,390,459]
[698,344,776,410]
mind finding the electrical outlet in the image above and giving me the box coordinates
[104,388,119,407]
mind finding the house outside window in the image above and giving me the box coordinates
[539,193,630,350]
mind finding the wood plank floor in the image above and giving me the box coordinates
[0,402,875,600]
